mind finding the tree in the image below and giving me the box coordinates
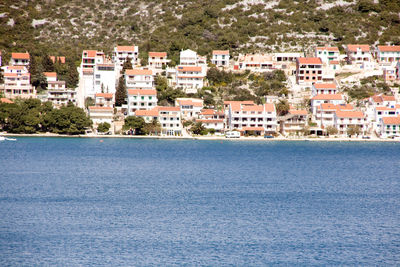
[0,68,3,84]
[115,76,127,106]
[42,54,55,72]
[191,121,207,135]
[65,57,79,88]
[121,57,133,73]
[97,122,111,133]
[276,99,290,116]
[326,126,338,136]
[143,119,161,135]
[123,116,146,135]
[347,125,362,137]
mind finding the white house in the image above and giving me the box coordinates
[175,98,204,119]
[44,72,57,82]
[46,88,77,107]
[1,65,35,99]
[10,52,30,66]
[79,50,107,100]
[315,103,354,128]
[377,46,400,64]
[88,106,114,127]
[180,49,198,66]
[125,69,155,90]
[296,57,323,85]
[334,110,368,136]
[196,119,225,132]
[226,101,277,135]
[135,108,159,123]
[148,52,169,70]
[237,54,275,72]
[311,83,338,97]
[113,45,139,68]
[280,109,308,135]
[345,45,372,65]
[157,106,182,136]
[380,116,400,138]
[176,66,204,93]
[311,94,345,115]
[127,89,158,115]
[95,93,114,107]
[315,46,340,64]
[211,50,230,67]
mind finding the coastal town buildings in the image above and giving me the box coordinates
[311,83,338,97]
[113,45,139,68]
[315,103,354,128]
[315,46,340,64]
[1,65,35,99]
[280,109,308,135]
[127,89,157,115]
[311,94,345,115]
[211,50,230,67]
[380,116,400,138]
[345,45,372,65]
[45,88,77,107]
[176,66,204,93]
[376,46,400,64]
[10,52,30,66]
[383,66,396,82]
[88,106,114,128]
[237,54,274,72]
[334,110,368,136]
[125,69,155,90]
[93,63,117,94]
[175,98,204,119]
[157,106,182,136]
[296,57,323,85]
[95,93,114,107]
[148,52,169,70]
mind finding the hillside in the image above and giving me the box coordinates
[0,0,400,63]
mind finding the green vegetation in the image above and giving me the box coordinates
[326,126,338,136]
[123,116,162,135]
[344,75,392,101]
[0,99,91,134]
[2,0,399,64]
[97,122,111,133]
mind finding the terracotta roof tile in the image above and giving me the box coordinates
[125,69,153,75]
[149,52,167,57]
[312,94,343,100]
[11,52,30,60]
[127,89,157,95]
[298,57,322,65]
[378,46,400,52]
[382,116,400,125]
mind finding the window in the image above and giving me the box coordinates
[96,74,100,79]
[141,96,144,100]
[149,96,152,100]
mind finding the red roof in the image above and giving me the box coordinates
[95,93,113,98]
[128,89,157,95]
[329,60,340,65]
[44,72,57,77]
[212,50,229,55]
[313,83,336,89]
[135,109,159,117]
[178,100,203,107]
[12,52,30,60]
[177,66,202,72]
[347,45,370,52]
[378,46,400,52]
[382,116,400,125]
[298,57,322,65]
[0,98,14,104]
[240,127,265,131]
[200,109,215,115]
[158,106,180,111]
[83,50,97,58]
[88,106,113,111]
[149,52,167,57]
[335,110,364,118]
[312,94,343,100]
[382,95,396,101]
[289,109,307,115]
[316,47,339,52]
[50,56,66,64]
[116,45,136,52]
[6,66,26,70]
[125,69,153,75]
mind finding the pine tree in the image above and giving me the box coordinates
[121,57,133,74]
[65,58,79,88]
[42,54,55,72]
[115,76,127,107]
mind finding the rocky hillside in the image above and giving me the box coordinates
[1,0,399,63]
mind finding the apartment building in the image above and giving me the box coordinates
[311,83,338,97]
[88,106,114,127]
[280,109,308,135]
[175,98,204,119]
[226,101,277,135]
[296,57,323,85]
[334,110,368,136]
[315,46,340,64]
[95,93,114,107]
[383,66,396,82]
[198,109,225,120]
[381,116,400,138]
[311,94,345,115]
[94,63,117,94]
[196,119,225,132]
[377,46,400,63]
[135,108,159,123]
[211,50,230,67]
[127,89,157,115]
[315,103,354,128]
[148,52,169,70]
[44,72,57,82]
[81,50,105,70]
[180,49,198,66]
[46,88,77,107]
[345,45,372,64]
[10,52,30,66]
[1,65,35,99]
[176,66,204,93]
[113,45,139,68]
[237,54,274,72]
[158,106,182,136]
[125,69,154,90]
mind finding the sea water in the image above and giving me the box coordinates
[0,138,399,265]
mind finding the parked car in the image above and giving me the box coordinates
[264,135,274,139]
[225,131,240,138]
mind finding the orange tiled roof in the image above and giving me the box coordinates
[200,109,215,115]
[316,47,339,51]
[149,52,167,57]
[178,100,203,107]
[88,106,113,111]
[95,93,113,98]
[347,45,370,52]
[312,94,343,100]
[241,127,265,131]
[116,45,136,52]
[378,46,400,52]
[7,66,26,70]
[1,98,14,104]
[289,109,307,115]
[212,50,229,55]
[83,50,97,58]
[11,52,30,59]
[44,72,57,77]
[158,106,180,111]
[382,116,400,125]
[313,83,336,89]
[125,69,153,75]
[335,110,364,118]
[298,57,322,65]
[177,66,202,72]
[382,95,395,101]
[135,108,159,117]
[127,89,157,95]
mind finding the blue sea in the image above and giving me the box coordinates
[0,138,399,266]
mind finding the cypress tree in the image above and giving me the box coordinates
[42,54,55,72]
[115,76,127,107]
[65,58,79,88]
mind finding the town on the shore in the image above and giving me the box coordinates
[1,44,400,139]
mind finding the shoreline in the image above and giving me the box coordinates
[2,133,399,142]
